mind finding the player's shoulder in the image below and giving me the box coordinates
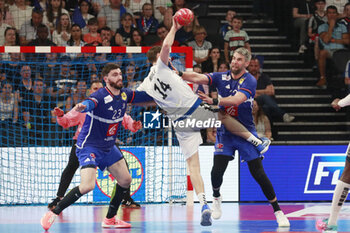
[242,72,257,84]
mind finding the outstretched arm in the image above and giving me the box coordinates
[122,114,142,133]
[54,107,85,129]
[181,71,209,85]
[159,17,182,65]
[198,90,247,107]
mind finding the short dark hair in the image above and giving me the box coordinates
[326,5,338,12]
[87,17,98,26]
[102,63,121,77]
[91,80,103,86]
[32,7,44,15]
[232,16,243,22]
[146,46,161,63]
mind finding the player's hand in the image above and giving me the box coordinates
[197,90,213,105]
[172,17,182,31]
[74,103,87,112]
[331,98,341,111]
[54,107,64,117]
[132,121,142,132]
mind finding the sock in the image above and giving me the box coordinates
[213,187,221,198]
[247,135,262,146]
[197,192,207,206]
[270,200,281,212]
[52,186,82,215]
[106,184,128,219]
[328,180,350,226]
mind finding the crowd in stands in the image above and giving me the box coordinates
[0,0,349,146]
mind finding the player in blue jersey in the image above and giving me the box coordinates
[181,47,290,228]
[40,63,153,231]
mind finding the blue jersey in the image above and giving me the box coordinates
[76,87,143,150]
[206,71,256,133]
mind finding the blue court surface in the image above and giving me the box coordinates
[0,203,350,233]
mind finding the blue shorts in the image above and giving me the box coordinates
[214,132,262,162]
[76,145,124,171]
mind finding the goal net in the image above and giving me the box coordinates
[0,46,193,205]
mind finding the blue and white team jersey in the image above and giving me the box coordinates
[76,87,141,150]
[206,71,257,133]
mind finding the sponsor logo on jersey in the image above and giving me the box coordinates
[304,153,345,194]
[104,95,113,104]
[96,149,144,198]
[121,92,127,101]
[143,110,162,129]
[222,74,230,81]
[106,123,119,136]
[239,78,245,85]
[216,143,224,149]
[225,106,238,117]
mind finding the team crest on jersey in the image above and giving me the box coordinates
[239,78,245,85]
[104,95,113,104]
[90,153,96,161]
[121,92,127,101]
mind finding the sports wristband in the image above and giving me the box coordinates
[178,71,183,77]
[212,98,219,105]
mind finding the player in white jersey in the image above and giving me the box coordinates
[316,95,350,232]
[137,17,270,226]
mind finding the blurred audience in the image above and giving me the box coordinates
[201,47,224,73]
[52,13,71,45]
[252,100,272,140]
[83,17,102,44]
[220,9,236,39]
[187,25,212,65]
[136,3,159,36]
[114,12,135,46]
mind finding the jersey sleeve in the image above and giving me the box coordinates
[132,91,154,103]
[205,72,219,87]
[238,75,256,99]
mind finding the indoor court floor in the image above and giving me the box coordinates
[0,203,350,233]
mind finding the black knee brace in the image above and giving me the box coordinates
[211,155,232,190]
[247,158,276,201]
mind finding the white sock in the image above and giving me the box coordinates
[328,180,350,226]
[247,135,262,146]
[197,192,207,206]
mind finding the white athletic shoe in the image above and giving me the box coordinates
[212,196,222,220]
[274,210,290,227]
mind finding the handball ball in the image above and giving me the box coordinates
[174,8,194,26]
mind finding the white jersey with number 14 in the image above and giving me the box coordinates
[137,58,199,120]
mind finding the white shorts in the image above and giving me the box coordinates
[173,105,218,159]
[175,130,203,160]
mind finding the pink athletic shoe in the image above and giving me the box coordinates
[316,218,328,231]
[102,217,131,228]
[40,211,57,231]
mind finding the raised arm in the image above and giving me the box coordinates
[159,17,182,65]
[181,71,210,85]
[54,107,85,129]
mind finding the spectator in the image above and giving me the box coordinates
[114,12,135,46]
[136,3,159,36]
[326,0,349,17]
[129,28,144,46]
[153,0,172,23]
[1,53,22,85]
[248,57,295,123]
[292,0,314,54]
[252,100,272,140]
[78,0,95,35]
[187,25,212,65]
[0,27,19,61]
[316,5,349,87]
[153,23,179,46]
[19,8,48,45]
[97,0,133,32]
[201,47,224,73]
[0,0,14,27]
[28,24,56,46]
[307,0,327,63]
[224,16,250,63]
[52,13,71,46]
[220,9,236,38]
[65,80,87,111]
[0,9,11,45]
[345,59,350,88]
[9,0,33,30]
[99,26,115,45]
[27,78,56,146]
[91,0,110,15]
[123,0,151,20]
[43,0,70,33]
[0,81,19,146]
[340,3,350,33]
[174,18,195,44]
[218,61,230,72]
[41,53,60,91]
[83,17,102,44]
[67,24,85,46]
